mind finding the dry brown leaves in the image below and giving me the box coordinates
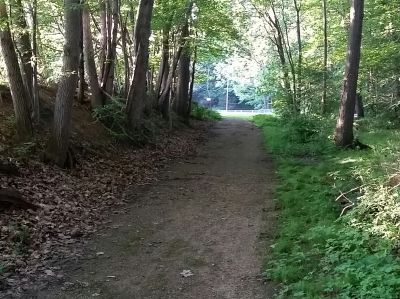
[0,122,207,297]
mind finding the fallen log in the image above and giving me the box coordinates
[0,189,39,210]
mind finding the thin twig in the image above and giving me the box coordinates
[335,185,364,202]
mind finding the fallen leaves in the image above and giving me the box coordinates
[0,122,207,297]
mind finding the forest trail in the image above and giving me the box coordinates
[32,119,277,299]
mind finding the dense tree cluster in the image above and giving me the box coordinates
[0,0,399,155]
[0,0,235,166]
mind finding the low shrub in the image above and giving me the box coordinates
[191,104,222,121]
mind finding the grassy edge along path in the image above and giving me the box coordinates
[254,115,400,299]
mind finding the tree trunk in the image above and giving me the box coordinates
[294,0,302,104]
[175,19,191,122]
[156,26,171,117]
[334,0,364,147]
[82,5,103,108]
[101,0,119,95]
[321,0,328,114]
[78,11,85,104]
[158,45,183,119]
[120,17,130,98]
[98,0,108,84]
[187,45,197,118]
[13,0,34,103]
[126,0,154,131]
[101,0,119,97]
[355,93,364,118]
[0,0,32,139]
[269,7,295,111]
[49,0,81,167]
[31,0,39,124]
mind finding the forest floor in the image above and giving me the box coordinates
[23,119,277,299]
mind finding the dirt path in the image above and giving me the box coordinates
[31,119,277,299]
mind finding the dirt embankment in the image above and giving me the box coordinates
[0,86,208,297]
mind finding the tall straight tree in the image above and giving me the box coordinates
[49,0,81,167]
[126,0,154,131]
[293,0,302,104]
[30,0,40,124]
[0,0,32,138]
[82,4,103,108]
[175,7,192,123]
[321,0,328,114]
[334,0,364,147]
[101,0,119,97]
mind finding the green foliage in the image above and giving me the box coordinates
[254,115,400,299]
[93,100,165,144]
[191,104,222,121]
[92,100,131,142]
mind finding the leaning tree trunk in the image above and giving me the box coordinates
[334,0,364,147]
[48,0,81,167]
[126,0,154,131]
[82,5,103,108]
[13,0,34,102]
[0,0,32,139]
[158,44,183,120]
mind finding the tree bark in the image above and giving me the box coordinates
[13,0,34,102]
[98,0,108,84]
[0,0,32,139]
[294,0,302,104]
[156,26,170,97]
[156,26,171,118]
[355,93,364,118]
[321,0,328,114]
[120,17,130,97]
[126,0,154,131]
[31,0,39,124]
[82,5,103,108]
[268,6,295,111]
[158,44,183,119]
[187,45,197,119]
[175,18,191,122]
[101,0,119,96]
[78,10,85,104]
[49,0,81,167]
[334,0,364,147]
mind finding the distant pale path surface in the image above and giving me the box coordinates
[32,119,277,299]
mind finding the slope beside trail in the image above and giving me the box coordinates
[31,118,277,299]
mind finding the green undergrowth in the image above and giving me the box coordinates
[253,115,400,299]
[92,99,165,144]
[191,104,222,121]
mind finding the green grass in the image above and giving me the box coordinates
[253,115,400,299]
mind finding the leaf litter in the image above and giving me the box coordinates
[0,123,207,298]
